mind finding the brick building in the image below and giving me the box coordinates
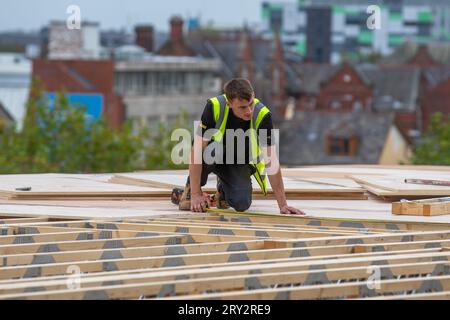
[32,59,125,128]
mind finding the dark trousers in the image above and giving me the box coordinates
[188,163,254,212]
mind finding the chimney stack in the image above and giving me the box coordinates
[135,25,154,52]
[170,16,184,43]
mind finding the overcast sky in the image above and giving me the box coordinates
[0,0,288,32]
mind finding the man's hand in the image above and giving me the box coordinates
[191,192,211,213]
[280,205,306,215]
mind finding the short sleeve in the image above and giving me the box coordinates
[195,100,215,137]
[257,113,274,147]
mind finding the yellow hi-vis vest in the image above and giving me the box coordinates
[207,94,270,196]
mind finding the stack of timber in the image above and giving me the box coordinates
[109,172,367,200]
[2,213,450,300]
[392,197,450,216]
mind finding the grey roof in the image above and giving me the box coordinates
[290,63,339,94]
[188,38,269,75]
[382,41,450,65]
[360,65,421,112]
[290,63,421,112]
[279,112,395,166]
[187,36,304,80]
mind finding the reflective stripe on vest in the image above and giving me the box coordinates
[207,94,270,195]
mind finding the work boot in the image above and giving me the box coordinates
[215,180,230,209]
[178,181,191,211]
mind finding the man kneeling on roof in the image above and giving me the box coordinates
[175,78,305,215]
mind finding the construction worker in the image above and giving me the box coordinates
[177,78,305,215]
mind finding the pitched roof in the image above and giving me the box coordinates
[157,39,197,57]
[32,59,114,93]
[32,59,124,128]
[279,112,396,165]
[291,63,421,112]
[382,42,450,66]
[187,34,303,80]
[188,37,268,76]
[289,63,339,95]
[360,65,421,112]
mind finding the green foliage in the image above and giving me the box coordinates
[143,110,190,170]
[411,113,450,165]
[0,79,191,174]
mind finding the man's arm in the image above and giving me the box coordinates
[264,145,305,215]
[189,138,210,212]
[189,101,216,213]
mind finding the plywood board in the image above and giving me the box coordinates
[110,173,365,195]
[350,175,450,197]
[0,174,172,200]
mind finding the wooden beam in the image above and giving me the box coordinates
[0,246,446,281]
[2,260,450,300]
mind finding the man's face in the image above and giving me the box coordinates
[228,94,255,121]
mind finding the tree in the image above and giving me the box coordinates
[143,110,190,170]
[411,112,450,165]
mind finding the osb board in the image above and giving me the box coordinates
[0,174,171,199]
[0,203,183,219]
[283,166,450,179]
[110,173,364,194]
[4,198,450,224]
[350,175,450,196]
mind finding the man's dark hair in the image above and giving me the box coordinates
[223,78,254,101]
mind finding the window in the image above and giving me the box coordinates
[353,100,363,111]
[329,100,341,110]
[326,136,358,156]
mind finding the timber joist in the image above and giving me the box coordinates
[1,214,450,299]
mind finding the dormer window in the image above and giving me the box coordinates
[327,136,358,156]
[326,122,359,156]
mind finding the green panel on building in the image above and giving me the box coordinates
[333,5,346,14]
[296,40,306,55]
[271,4,283,11]
[389,35,404,46]
[358,31,373,45]
[418,11,433,23]
[416,35,432,42]
[389,12,403,21]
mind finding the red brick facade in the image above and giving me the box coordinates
[316,64,373,112]
[157,16,196,57]
[419,75,450,132]
[296,64,373,113]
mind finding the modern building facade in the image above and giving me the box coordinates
[261,0,450,63]
[114,56,222,127]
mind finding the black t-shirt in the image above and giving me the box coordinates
[195,100,274,164]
